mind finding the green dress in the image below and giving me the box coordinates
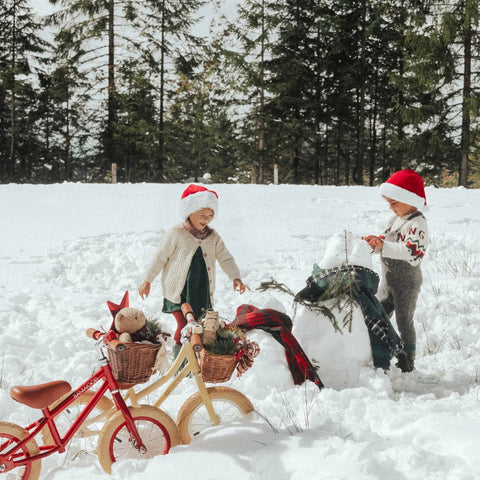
[162,246,211,318]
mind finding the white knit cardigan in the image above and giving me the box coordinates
[144,224,241,304]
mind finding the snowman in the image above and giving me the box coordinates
[292,232,402,389]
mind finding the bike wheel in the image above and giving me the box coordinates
[0,421,41,480]
[41,390,113,458]
[176,386,254,444]
[96,405,180,474]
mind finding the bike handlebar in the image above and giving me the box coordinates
[86,328,125,351]
[190,333,203,352]
[181,303,196,322]
[180,303,203,351]
[86,328,102,340]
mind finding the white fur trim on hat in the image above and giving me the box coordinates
[379,182,425,209]
[180,185,219,219]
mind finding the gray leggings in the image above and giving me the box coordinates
[377,258,422,350]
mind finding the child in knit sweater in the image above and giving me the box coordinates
[138,184,248,353]
[363,169,428,372]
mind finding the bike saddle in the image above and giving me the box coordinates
[10,380,72,410]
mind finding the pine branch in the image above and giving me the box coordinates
[344,230,355,332]
[317,268,359,332]
[258,279,297,297]
[295,297,341,332]
[145,318,162,343]
[258,248,363,336]
[257,279,341,332]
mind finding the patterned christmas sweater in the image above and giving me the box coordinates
[380,211,428,266]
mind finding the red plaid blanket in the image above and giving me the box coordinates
[234,304,323,390]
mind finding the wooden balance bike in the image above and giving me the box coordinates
[43,303,254,466]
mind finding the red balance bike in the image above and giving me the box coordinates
[0,329,179,478]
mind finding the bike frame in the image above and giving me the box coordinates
[125,340,219,426]
[0,347,146,474]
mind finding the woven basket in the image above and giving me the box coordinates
[108,342,161,389]
[199,349,238,383]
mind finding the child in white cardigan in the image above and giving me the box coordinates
[139,184,248,352]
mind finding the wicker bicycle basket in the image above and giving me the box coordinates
[199,348,239,383]
[108,342,161,388]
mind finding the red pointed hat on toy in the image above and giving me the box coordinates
[107,291,129,332]
[180,184,219,219]
[379,169,426,209]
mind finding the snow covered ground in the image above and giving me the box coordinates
[1,182,480,480]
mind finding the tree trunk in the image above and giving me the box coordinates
[314,5,322,185]
[293,145,300,183]
[353,0,366,185]
[395,59,404,173]
[158,0,166,181]
[459,7,471,187]
[368,67,378,186]
[381,119,388,180]
[253,0,266,185]
[65,91,72,181]
[107,0,116,177]
[257,94,264,184]
[9,0,17,180]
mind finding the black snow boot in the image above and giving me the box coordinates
[395,350,415,373]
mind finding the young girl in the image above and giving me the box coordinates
[363,169,428,372]
[138,184,248,356]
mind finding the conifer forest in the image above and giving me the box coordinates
[1,0,479,186]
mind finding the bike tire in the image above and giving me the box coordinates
[96,405,180,474]
[0,421,41,480]
[41,390,114,453]
[176,386,254,444]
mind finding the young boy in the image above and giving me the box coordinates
[363,169,428,372]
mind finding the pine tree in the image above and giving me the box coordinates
[438,0,480,187]
[150,0,205,181]
[32,60,90,182]
[232,0,278,184]
[0,0,48,182]
[47,0,202,182]
[264,0,320,184]
[166,46,242,183]
[114,60,157,182]
[314,0,360,184]
[371,0,452,180]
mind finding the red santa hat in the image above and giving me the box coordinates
[180,184,219,219]
[379,169,426,209]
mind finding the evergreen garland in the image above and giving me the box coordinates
[257,280,339,331]
[258,232,360,333]
[258,274,358,333]
[144,318,162,344]
[206,327,244,356]
[313,268,359,332]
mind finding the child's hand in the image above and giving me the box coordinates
[362,235,384,251]
[139,281,151,299]
[233,279,250,294]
